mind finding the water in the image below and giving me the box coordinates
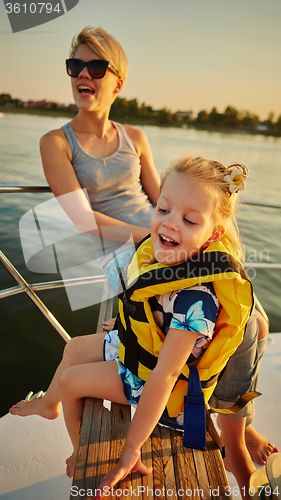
[0,113,281,416]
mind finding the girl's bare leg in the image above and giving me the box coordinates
[9,332,105,419]
[58,359,129,478]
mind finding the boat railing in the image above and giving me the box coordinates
[1,185,281,341]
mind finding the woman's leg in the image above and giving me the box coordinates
[217,415,256,500]
[244,311,278,462]
[211,307,278,497]
[9,332,105,418]
[59,359,129,478]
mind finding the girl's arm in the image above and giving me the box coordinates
[124,125,160,206]
[40,130,151,244]
[95,328,198,498]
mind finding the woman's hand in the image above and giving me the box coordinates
[94,445,152,499]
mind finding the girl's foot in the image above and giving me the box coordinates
[9,396,60,420]
[66,452,77,478]
[245,425,279,465]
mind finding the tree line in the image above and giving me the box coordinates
[1,93,281,134]
[110,98,281,133]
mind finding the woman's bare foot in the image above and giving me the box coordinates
[66,452,77,478]
[245,425,279,465]
[9,395,60,420]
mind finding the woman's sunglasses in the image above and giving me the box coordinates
[65,58,118,79]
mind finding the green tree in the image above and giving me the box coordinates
[157,107,174,125]
[195,110,209,124]
[0,93,12,106]
[275,115,281,131]
[127,99,139,118]
[223,106,239,128]
[240,111,260,129]
[208,107,224,126]
[110,97,129,120]
[263,111,274,129]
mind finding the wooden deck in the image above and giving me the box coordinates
[71,282,229,499]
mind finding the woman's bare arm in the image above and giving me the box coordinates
[124,125,160,206]
[40,129,150,243]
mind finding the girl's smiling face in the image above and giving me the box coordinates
[150,171,224,265]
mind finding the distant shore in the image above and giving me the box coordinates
[1,106,281,138]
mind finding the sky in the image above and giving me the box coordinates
[1,0,281,120]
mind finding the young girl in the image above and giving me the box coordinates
[13,154,254,487]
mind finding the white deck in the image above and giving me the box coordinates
[0,333,280,500]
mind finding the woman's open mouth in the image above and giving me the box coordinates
[78,86,95,94]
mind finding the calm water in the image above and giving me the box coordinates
[0,113,281,416]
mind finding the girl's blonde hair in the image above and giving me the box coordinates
[69,26,129,83]
[161,154,249,259]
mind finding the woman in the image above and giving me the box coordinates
[40,26,160,255]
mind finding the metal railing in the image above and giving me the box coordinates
[0,185,105,343]
[0,249,106,343]
[1,186,281,340]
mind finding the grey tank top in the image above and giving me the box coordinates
[62,121,154,229]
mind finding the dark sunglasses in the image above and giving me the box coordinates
[65,58,118,79]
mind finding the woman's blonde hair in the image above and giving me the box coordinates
[161,153,249,259]
[69,26,129,83]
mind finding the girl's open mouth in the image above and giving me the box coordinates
[159,234,179,248]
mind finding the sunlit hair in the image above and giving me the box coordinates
[160,153,249,259]
[69,26,129,83]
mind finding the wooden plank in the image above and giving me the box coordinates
[159,426,177,499]
[72,398,95,487]
[151,425,167,499]
[170,430,201,500]
[84,400,111,494]
[193,447,212,500]
[96,280,114,332]
[202,431,229,500]
[141,435,154,498]
[109,402,132,499]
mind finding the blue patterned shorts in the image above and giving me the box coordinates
[103,330,145,407]
[103,330,184,431]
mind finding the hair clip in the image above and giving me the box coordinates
[223,166,248,194]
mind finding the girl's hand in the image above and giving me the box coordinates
[94,445,152,499]
[102,318,117,332]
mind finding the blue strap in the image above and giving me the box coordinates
[183,366,206,450]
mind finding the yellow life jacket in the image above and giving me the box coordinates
[117,235,253,417]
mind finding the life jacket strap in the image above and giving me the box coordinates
[208,390,261,415]
[180,371,220,389]
[183,366,206,450]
